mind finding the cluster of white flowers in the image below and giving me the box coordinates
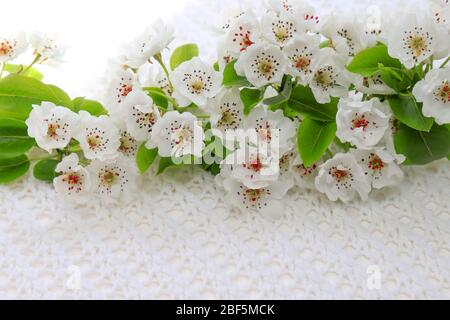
[17,0,450,216]
[0,31,65,66]
[211,0,449,212]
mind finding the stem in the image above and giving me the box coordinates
[28,154,59,162]
[440,56,450,69]
[142,86,179,107]
[423,57,434,77]
[22,54,41,74]
[153,53,174,92]
[326,149,334,158]
[0,62,4,78]
[65,145,82,153]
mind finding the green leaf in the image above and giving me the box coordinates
[288,85,338,122]
[240,88,264,115]
[45,84,73,109]
[0,154,30,184]
[394,123,450,165]
[222,61,251,87]
[0,74,72,121]
[136,144,158,174]
[347,44,402,76]
[145,87,169,109]
[72,97,108,116]
[206,163,221,176]
[33,159,59,182]
[388,95,433,132]
[157,157,177,175]
[170,44,199,70]
[3,64,44,80]
[298,119,337,167]
[0,118,35,158]
[263,76,293,107]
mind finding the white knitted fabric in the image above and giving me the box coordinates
[0,0,449,300]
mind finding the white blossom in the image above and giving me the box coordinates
[122,19,174,68]
[308,48,350,104]
[0,32,27,62]
[118,130,139,158]
[322,13,373,59]
[29,32,65,63]
[266,0,321,32]
[261,11,299,47]
[54,154,91,199]
[147,111,205,158]
[220,146,280,189]
[265,0,294,14]
[277,150,296,188]
[221,177,291,219]
[336,97,391,149]
[215,5,258,34]
[139,65,173,97]
[121,88,161,142]
[428,1,450,58]
[74,111,121,161]
[222,12,260,54]
[26,102,78,153]
[293,2,322,32]
[217,37,238,71]
[208,88,244,150]
[235,43,288,88]
[87,156,138,198]
[351,148,404,189]
[346,72,396,96]
[382,122,407,165]
[413,67,450,125]
[105,68,138,115]
[385,13,441,69]
[171,57,223,107]
[315,153,371,202]
[290,154,322,190]
[244,106,297,155]
[283,34,321,85]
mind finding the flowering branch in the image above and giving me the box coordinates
[0,1,449,217]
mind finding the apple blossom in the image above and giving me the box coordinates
[26,102,78,153]
[171,57,223,107]
[147,111,205,158]
[315,153,371,202]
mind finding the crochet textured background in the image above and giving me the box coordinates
[0,0,449,299]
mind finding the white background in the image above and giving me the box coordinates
[0,0,188,97]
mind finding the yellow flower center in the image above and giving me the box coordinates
[190,79,204,93]
[435,81,450,103]
[314,70,332,86]
[219,111,233,125]
[0,41,12,56]
[47,123,60,139]
[408,35,427,58]
[101,171,116,187]
[274,26,289,42]
[87,135,100,149]
[259,60,273,75]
